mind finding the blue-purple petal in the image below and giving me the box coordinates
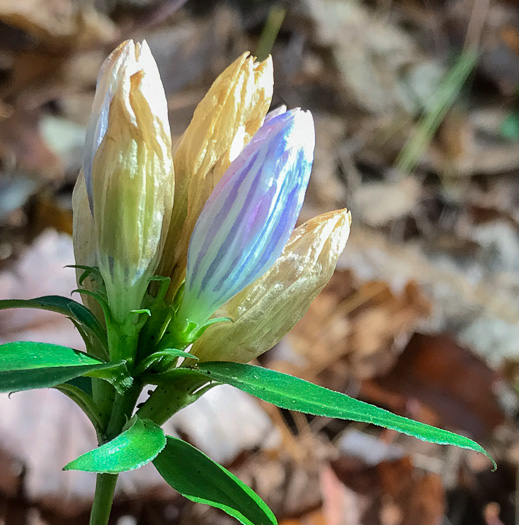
[179,108,315,324]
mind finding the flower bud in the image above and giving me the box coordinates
[75,40,174,322]
[177,109,315,326]
[191,209,351,362]
[72,169,103,319]
[72,169,96,272]
[157,53,273,298]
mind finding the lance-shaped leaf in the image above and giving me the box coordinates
[192,209,351,362]
[0,295,106,350]
[178,109,315,326]
[156,363,495,470]
[154,436,277,525]
[0,341,117,392]
[64,418,166,473]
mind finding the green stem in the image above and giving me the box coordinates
[90,473,118,525]
[136,376,212,426]
[92,379,115,431]
[105,383,141,441]
[88,286,148,524]
[89,383,142,525]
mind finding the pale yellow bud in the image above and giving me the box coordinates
[72,169,96,272]
[77,40,174,322]
[72,169,103,320]
[158,53,274,298]
[191,209,352,363]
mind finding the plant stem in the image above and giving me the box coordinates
[89,383,142,525]
[105,383,141,441]
[90,473,118,525]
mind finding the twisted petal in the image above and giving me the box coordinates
[78,40,174,321]
[191,209,351,362]
[83,41,172,210]
[157,53,273,298]
[83,41,130,209]
[179,109,315,325]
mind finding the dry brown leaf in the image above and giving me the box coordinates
[320,464,365,525]
[0,0,117,49]
[0,107,61,179]
[284,270,430,383]
[355,177,421,228]
[341,227,519,366]
[236,450,323,519]
[280,510,327,525]
[362,333,505,441]
[294,0,422,114]
[331,456,446,525]
[302,114,347,219]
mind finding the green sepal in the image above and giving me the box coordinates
[133,349,198,377]
[154,436,277,525]
[66,264,103,284]
[171,281,185,313]
[159,363,496,470]
[66,265,107,302]
[192,316,232,340]
[136,371,214,425]
[158,316,232,352]
[147,275,171,302]
[130,308,151,318]
[72,289,110,318]
[63,417,166,473]
[0,341,117,392]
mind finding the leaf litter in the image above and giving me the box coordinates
[0,0,519,523]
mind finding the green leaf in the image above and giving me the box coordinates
[134,348,198,376]
[0,341,116,392]
[154,436,277,525]
[173,363,496,470]
[501,111,519,141]
[55,382,104,438]
[64,418,166,473]
[84,361,133,394]
[0,296,107,350]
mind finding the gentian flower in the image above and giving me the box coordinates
[73,40,174,323]
[176,108,314,327]
[157,53,273,299]
[191,208,351,362]
[72,41,351,364]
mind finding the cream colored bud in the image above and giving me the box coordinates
[191,209,352,363]
[158,53,273,298]
[72,169,103,320]
[78,40,174,322]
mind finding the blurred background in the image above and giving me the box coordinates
[0,0,518,523]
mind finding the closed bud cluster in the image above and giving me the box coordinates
[73,41,351,364]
